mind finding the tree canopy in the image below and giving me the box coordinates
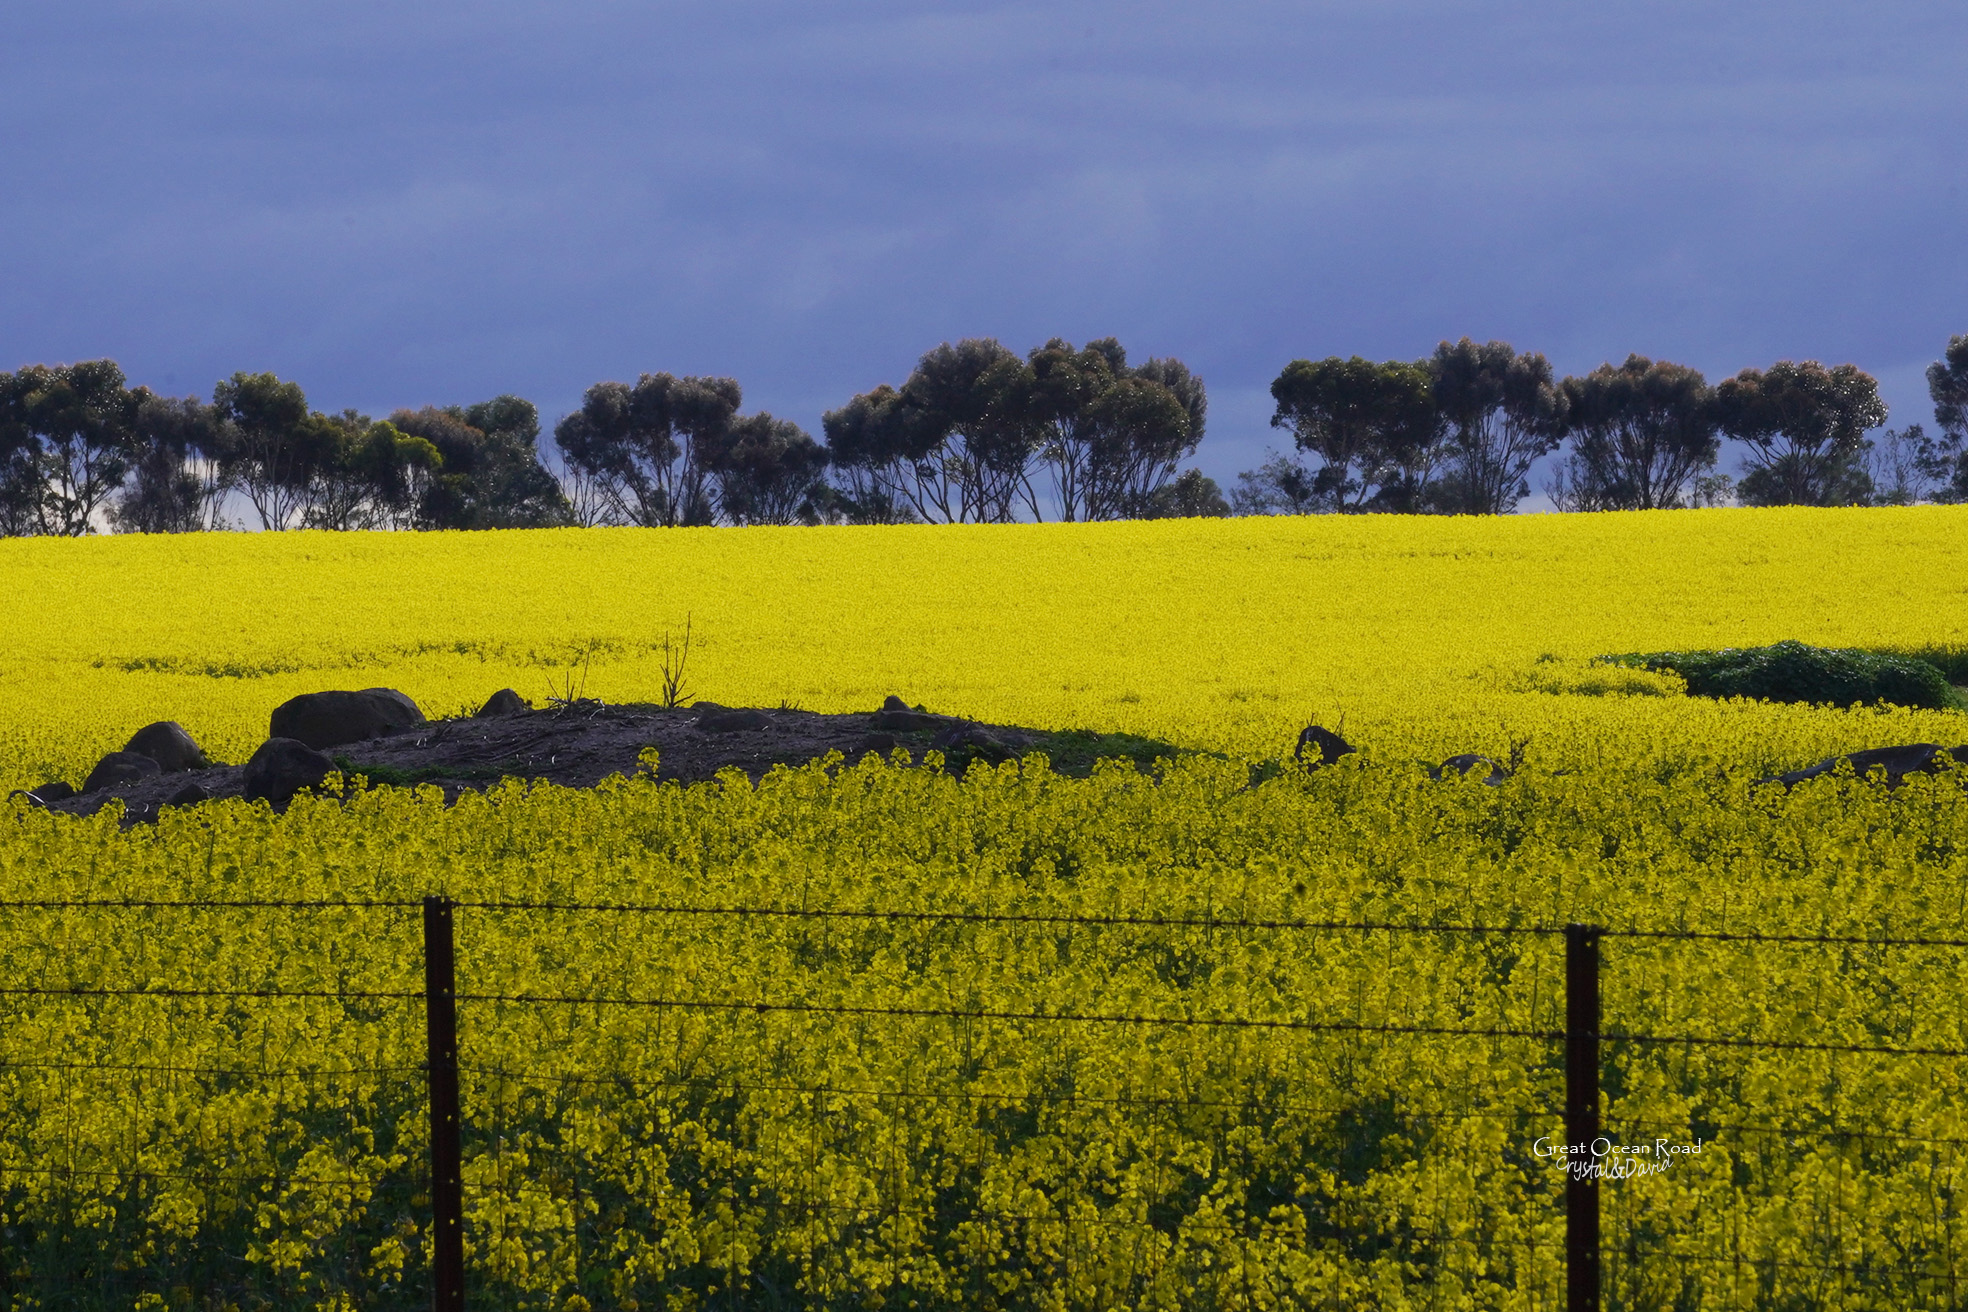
[824,337,1205,523]
[0,361,142,535]
[1714,359,1886,507]
[392,398,569,530]
[554,374,824,527]
[1428,338,1568,514]
[1268,356,1438,512]
[1921,335,1968,502]
[1549,355,1720,511]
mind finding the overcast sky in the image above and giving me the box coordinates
[3,0,1963,498]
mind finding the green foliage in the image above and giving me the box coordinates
[392,399,571,530]
[1267,354,1439,512]
[823,337,1206,524]
[1550,355,1718,511]
[1135,467,1228,519]
[1603,639,1966,711]
[1714,360,1887,507]
[1427,337,1568,515]
[0,359,144,536]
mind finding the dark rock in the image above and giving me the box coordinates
[83,751,163,794]
[1764,743,1968,788]
[30,780,75,803]
[856,732,898,754]
[1295,725,1356,768]
[933,722,1013,765]
[7,789,46,809]
[1434,753,1508,786]
[123,720,205,772]
[164,781,211,807]
[699,709,772,734]
[875,696,942,732]
[270,688,424,750]
[244,737,338,805]
[475,688,529,718]
[688,701,729,718]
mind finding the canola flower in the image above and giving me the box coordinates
[0,505,1964,789]
[3,506,1968,1309]
[3,755,1966,1309]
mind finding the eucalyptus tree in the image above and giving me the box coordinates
[212,371,316,529]
[1427,338,1568,514]
[1550,355,1719,511]
[1268,355,1440,512]
[297,411,443,531]
[0,360,142,535]
[826,336,1205,524]
[1714,360,1886,507]
[824,339,1029,524]
[392,398,569,529]
[1922,334,1968,502]
[1024,338,1200,521]
[713,413,829,525]
[554,373,741,527]
[112,392,235,533]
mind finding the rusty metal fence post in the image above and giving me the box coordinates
[1565,923,1602,1312]
[424,896,465,1312]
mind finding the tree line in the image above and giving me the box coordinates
[3,334,1964,536]
[1237,337,1968,515]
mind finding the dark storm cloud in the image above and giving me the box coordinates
[3,0,1963,487]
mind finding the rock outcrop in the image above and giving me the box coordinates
[123,721,205,772]
[83,752,162,794]
[243,738,337,805]
[875,695,942,732]
[1295,724,1356,767]
[474,689,529,718]
[1433,753,1508,786]
[699,709,772,733]
[270,689,424,750]
[1763,743,1968,788]
[932,721,1013,764]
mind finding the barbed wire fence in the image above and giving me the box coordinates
[4,895,1966,1311]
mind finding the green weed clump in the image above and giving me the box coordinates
[1603,639,1966,712]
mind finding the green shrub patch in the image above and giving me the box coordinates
[1600,639,1966,711]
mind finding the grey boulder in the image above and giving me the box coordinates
[1434,754,1508,786]
[270,688,424,750]
[244,737,338,805]
[1295,725,1356,768]
[83,752,162,794]
[164,781,212,808]
[874,695,942,733]
[475,688,529,717]
[123,720,205,772]
[1765,743,1968,788]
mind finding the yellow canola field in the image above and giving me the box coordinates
[6,754,1967,1310]
[2,505,1965,788]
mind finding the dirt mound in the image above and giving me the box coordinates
[29,702,1188,825]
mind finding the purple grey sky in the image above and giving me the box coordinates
[4,0,1963,498]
